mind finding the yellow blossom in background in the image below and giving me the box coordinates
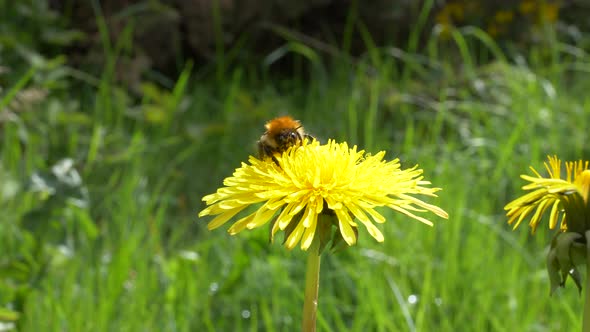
[199,140,448,250]
[538,2,559,24]
[519,0,536,15]
[486,24,501,38]
[494,10,514,24]
[505,155,590,234]
[435,2,465,38]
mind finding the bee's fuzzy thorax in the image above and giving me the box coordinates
[258,116,311,161]
[265,116,303,135]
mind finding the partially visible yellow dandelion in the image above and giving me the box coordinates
[505,155,590,234]
[199,140,448,251]
[494,10,514,24]
[505,156,590,319]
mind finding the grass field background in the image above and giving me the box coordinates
[2,2,590,331]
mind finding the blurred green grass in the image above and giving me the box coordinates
[2,1,590,331]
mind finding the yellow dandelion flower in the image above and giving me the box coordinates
[538,3,559,24]
[446,3,465,21]
[505,155,590,234]
[199,140,448,251]
[519,0,536,15]
[486,24,500,38]
[494,10,514,24]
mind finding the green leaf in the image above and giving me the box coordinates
[547,231,585,295]
[0,307,19,321]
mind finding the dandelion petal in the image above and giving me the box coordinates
[207,206,246,230]
[335,209,357,245]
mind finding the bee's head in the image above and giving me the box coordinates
[276,128,302,148]
[265,116,305,149]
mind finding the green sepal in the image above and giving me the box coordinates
[559,193,587,235]
[317,213,336,255]
[547,231,585,295]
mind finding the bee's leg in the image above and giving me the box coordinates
[257,140,265,159]
[271,155,280,165]
[304,134,316,142]
[258,141,280,165]
[258,141,274,159]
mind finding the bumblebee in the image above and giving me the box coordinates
[257,116,314,162]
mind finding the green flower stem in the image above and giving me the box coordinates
[584,230,590,332]
[302,236,321,332]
